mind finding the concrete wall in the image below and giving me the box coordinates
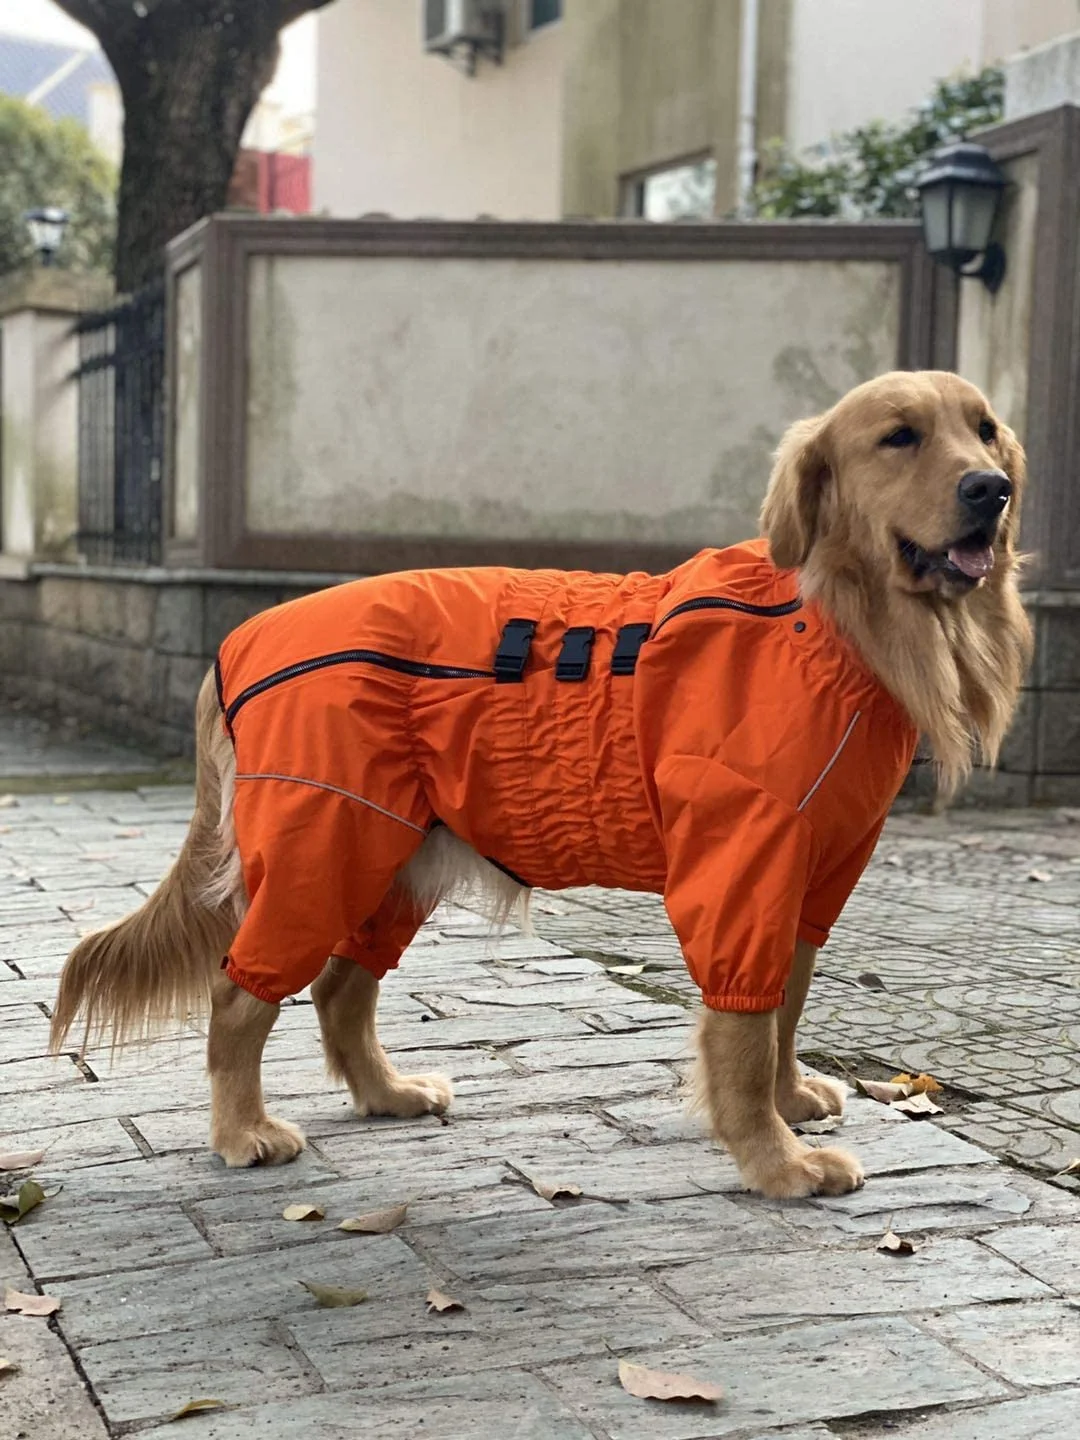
[242,249,901,548]
[560,0,744,216]
[314,0,563,219]
[0,271,111,563]
[0,570,337,756]
[0,308,78,559]
[1005,29,1080,119]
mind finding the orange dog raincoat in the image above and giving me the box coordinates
[215,539,917,1011]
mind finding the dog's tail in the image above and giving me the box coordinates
[50,668,243,1055]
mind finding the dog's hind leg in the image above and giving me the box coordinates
[312,895,453,1118]
[773,940,847,1124]
[694,1007,862,1199]
[208,968,305,1167]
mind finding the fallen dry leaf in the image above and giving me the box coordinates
[1054,1158,1080,1177]
[168,1399,228,1422]
[52,796,71,806]
[337,1203,408,1234]
[530,1177,584,1202]
[299,1281,367,1308]
[0,1179,46,1225]
[113,827,144,839]
[855,972,886,990]
[891,1091,944,1117]
[4,1287,60,1316]
[878,1229,916,1256]
[1028,869,1053,883]
[794,1116,843,1135]
[855,1078,912,1104]
[426,1288,465,1313]
[0,1355,18,1377]
[282,1203,325,1223]
[617,1359,724,1403]
[0,1151,45,1172]
[0,795,16,809]
[890,1072,944,1095]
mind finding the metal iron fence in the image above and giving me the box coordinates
[72,280,165,565]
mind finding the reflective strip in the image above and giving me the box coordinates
[234,773,427,835]
[797,712,861,812]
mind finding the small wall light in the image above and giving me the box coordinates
[915,142,1007,294]
[23,207,70,267]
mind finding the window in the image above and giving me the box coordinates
[530,0,562,29]
[623,157,717,222]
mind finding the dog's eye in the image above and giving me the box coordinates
[978,417,998,444]
[880,426,919,449]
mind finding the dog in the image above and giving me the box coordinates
[50,370,1031,1199]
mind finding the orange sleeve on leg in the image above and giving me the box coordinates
[332,889,429,981]
[225,777,426,1005]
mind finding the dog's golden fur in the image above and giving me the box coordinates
[50,371,1031,1198]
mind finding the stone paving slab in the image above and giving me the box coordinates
[137,1373,598,1439]
[3,746,1080,1436]
[920,1298,1080,1387]
[539,1318,1008,1438]
[842,1390,1080,1440]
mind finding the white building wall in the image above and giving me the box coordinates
[785,0,983,152]
[314,0,563,219]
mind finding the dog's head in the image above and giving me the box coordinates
[761,370,1025,600]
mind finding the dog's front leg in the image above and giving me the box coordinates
[695,1007,863,1198]
[207,970,305,1167]
[773,940,848,1124]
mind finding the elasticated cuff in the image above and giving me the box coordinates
[222,957,289,1006]
[700,990,785,1013]
[797,918,830,948]
[330,946,400,981]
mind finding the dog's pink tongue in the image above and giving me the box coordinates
[947,544,994,579]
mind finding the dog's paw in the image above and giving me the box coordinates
[213,1115,307,1168]
[354,1072,454,1119]
[776,1076,848,1125]
[753,1145,864,1199]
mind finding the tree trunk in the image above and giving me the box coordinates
[111,9,283,292]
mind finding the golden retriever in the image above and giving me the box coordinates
[50,370,1030,1199]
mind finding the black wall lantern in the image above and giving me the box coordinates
[23,206,70,267]
[915,141,1007,294]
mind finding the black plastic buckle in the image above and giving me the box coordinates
[555,626,595,682]
[611,622,651,676]
[494,618,537,683]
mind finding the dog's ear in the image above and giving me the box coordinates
[760,415,831,570]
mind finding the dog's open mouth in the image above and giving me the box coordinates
[898,532,995,586]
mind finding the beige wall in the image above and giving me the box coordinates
[956,150,1040,441]
[314,0,563,219]
[561,0,744,216]
[243,250,901,548]
[786,0,982,152]
[0,310,79,560]
[981,0,1080,64]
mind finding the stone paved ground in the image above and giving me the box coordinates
[2,721,1080,1438]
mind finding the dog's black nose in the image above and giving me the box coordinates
[958,470,1012,523]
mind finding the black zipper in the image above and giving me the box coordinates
[226,594,805,723]
[653,593,803,638]
[225,649,493,725]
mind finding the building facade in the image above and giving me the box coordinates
[315,0,1080,221]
